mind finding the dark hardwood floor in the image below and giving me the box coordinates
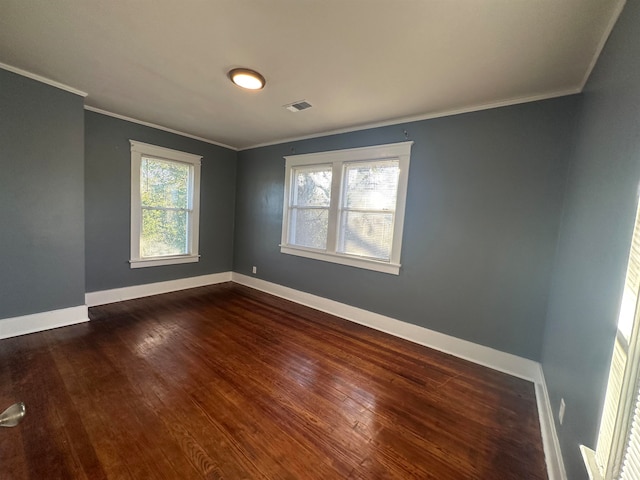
[0,282,547,479]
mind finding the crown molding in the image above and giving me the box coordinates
[239,88,581,151]
[0,62,88,97]
[579,0,627,90]
[84,106,238,151]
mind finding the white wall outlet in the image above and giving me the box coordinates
[559,398,566,425]
[252,266,257,274]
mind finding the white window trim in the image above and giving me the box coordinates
[130,140,202,269]
[586,321,640,480]
[280,141,412,275]
[584,198,640,479]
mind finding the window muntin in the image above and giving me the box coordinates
[281,141,412,275]
[130,141,201,268]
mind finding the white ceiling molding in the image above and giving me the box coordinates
[240,87,581,151]
[0,62,87,97]
[84,106,237,151]
[0,1,627,149]
[578,0,627,91]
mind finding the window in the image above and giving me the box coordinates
[130,140,201,268]
[582,199,640,479]
[281,141,412,275]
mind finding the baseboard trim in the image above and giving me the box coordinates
[6,271,565,479]
[85,271,233,307]
[0,305,89,340]
[232,273,539,380]
[231,273,566,480]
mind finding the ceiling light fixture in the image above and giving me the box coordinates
[228,68,266,90]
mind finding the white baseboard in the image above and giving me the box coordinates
[231,272,566,480]
[85,271,232,307]
[4,271,565,479]
[0,305,89,340]
[232,273,539,380]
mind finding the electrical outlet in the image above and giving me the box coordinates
[252,266,257,274]
[559,398,566,425]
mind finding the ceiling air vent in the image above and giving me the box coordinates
[284,100,312,112]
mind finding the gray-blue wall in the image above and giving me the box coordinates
[84,111,237,292]
[6,9,638,473]
[234,97,580,360]
[0,69,85,319]
[541,0,640,478]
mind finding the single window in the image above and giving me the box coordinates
[130,140,201,268]
[583,199,640,480]
[280,141,412,275]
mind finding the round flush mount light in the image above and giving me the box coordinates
[228,68,266,90]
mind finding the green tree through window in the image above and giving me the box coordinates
[281,141,412,275]
[140,157,191,257]
[130,139,202,269]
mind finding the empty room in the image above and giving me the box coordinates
[1,1,640,479]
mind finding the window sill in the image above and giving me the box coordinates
[580,445,604,480]
[130,255,200,269]
[280,245,400,275]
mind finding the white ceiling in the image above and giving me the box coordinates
[0,0,625,150]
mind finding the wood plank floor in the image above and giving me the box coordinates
[0,283,547,479]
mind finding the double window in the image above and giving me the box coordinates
[130,140,201,268]
[281,142,412,275]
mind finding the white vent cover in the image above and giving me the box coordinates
[284,100,312,112]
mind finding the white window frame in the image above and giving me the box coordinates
[280,141,412,275]
[582,197,640,480]
[130,140,202,269]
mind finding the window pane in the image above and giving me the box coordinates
[292,166,332,207]
[141,209,188,257]
[618,210,640,342]
[339,211,394,260]
[344,161,399,211]
[289,208,328,249]
[141,157,190,209]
